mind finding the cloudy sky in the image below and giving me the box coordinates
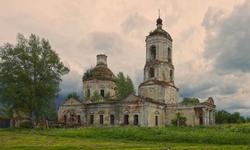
[1,0,250,116]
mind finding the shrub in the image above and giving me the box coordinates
[20,121,33,128]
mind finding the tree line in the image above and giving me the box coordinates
[215,110,250,124]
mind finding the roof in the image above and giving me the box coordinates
[59,98,83,106]
[139,80,179,90]
[121,94,144,103]
[148,28,172,41]
[83,66,116,82]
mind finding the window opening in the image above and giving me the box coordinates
[100,90,105,97]
[90,115,94,124]
[168,48,172,63]
[100,115,103,124]
[155,116,158,126]
[149,67,154,78]
[170,70,173,81]
[86,89,90,98]
[110,115,115,125]
[133,115,139,125]
[78,115,81,124]
[63,115,67,123]
[70,113,74,122]
[150,46,156,60]
[124,115,129,125]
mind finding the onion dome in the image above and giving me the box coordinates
[156,17,162,25]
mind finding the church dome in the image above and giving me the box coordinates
[91,66,116,81]
[82,54,116,82]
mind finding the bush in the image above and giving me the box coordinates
[20,121,33,128]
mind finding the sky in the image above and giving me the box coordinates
[0,0,250,117]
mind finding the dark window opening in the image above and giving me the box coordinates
[100,90,105,97]
[70,113,74,122]
[133,115,139,125]
[155,116,158,126]
[150,46,156,60]
[110,115,115,125]
[78,115,81,124]
[149,67,154,78]
[63,115,67,123]
[200,117,203,125]
[90,115,94,124]
[100,115,103,124]
[124,115,129,125]
[168,48,172,63]
[86,89,91,98]
[170,70,173,81]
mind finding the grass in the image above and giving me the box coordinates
[1,124,250,149]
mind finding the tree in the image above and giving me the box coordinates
[171,112,187,126]
[246,117,250,123]
[91,90,100,102]
[82,67,94,80]
[0,104,13,118]
[116,72,135,100]
[66,92,80,100]
[215,110,246,124]
[215,110,230,124]
[181,97,200,104]
[0,33,70,120]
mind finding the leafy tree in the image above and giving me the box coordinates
[66,92,80,100]
[104,92,111,101]
[246,117,250,123]
[215,110,230,124]
[0,33,70,120]
[116,72,135,100]
[82,67,94,80]
[171,112,187,126]
[215,110,246,124]
[91,90,100,102]
[0,104,13,118]
[181,97,200,104]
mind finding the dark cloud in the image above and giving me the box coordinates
[56,70,83,105]
[202,1,250,73]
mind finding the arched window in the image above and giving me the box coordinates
[110,115,115,125]
[149,67,154,78]
[133,115,139,125]
[100,89,104,97]
[170,70,173,81]
[168,48,172,63]
[124,115,129,125]
[150,46,156,60]
[155,116,158,126]
[90,115,94,124]
[86,89,90,98]
[63,115,67,123]
[100,115,103,125]
[78,115,81,124]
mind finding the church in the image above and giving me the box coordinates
[58,16,216,127]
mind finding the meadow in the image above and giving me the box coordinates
[1,124,250,150]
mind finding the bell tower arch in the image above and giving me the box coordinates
[139,16,179,104]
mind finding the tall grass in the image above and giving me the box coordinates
[6,124,250,145]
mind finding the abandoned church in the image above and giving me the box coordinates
[58,17,216,127]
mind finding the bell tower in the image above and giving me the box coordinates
[138,16,179,104]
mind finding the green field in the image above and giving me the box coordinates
[1,124,250,150]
